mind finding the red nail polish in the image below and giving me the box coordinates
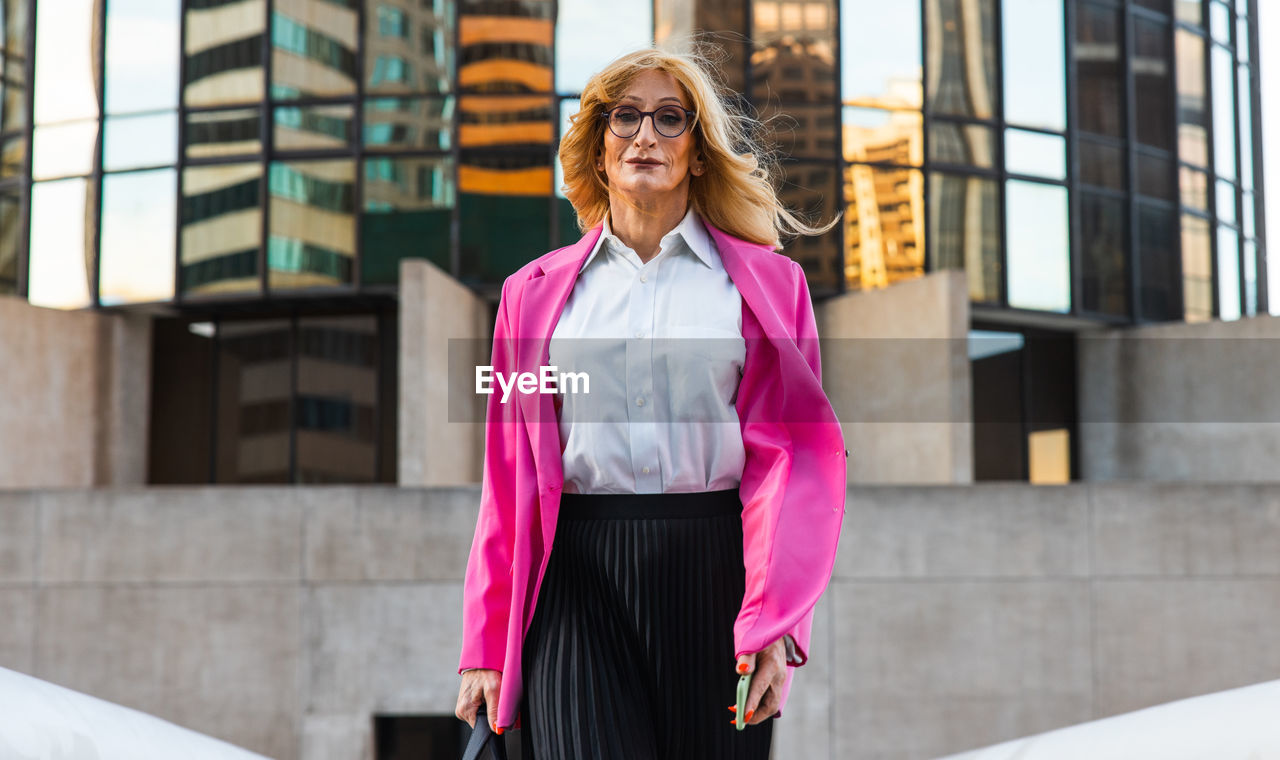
[737,663,749,674]
[745,709,755,722]
[728,705,737,712]
[496,727,505,735]
[729,719,737,725]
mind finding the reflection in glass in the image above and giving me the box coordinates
[925,0,997,120]
[1217,223,1240,320]
[366,0,452,95]
[460,149,552,282]
[183,0,266,107]
[840,0,921,107]
[1215,178,1236,224]
[1175,29,1208,166]
[1080,137,1124,189]
[1075,2,1123,138]
[1080,193,1127,316]
[182,163,263,296]
[105,0,180,114]
[105,112,179,171]
[1242,190,1254,238]
[751,0,836,96]
[557,0,652,93]
[1211,45,1236,180]
[458,0,553,94]
[1180,165,1208,210]
[295,315,380,483]
[1007,181,1069,312]
[929,121,995,168]
[1136,151,1174,200]
[364,97,454,151]
[1137,203,1179,321]
[0,192,20,294]
[930,172,999,303]
[185,108,262,159]
[34,0,97,124]
[1209,1,1231,46]
[1176,0,1202,26]
[1134,16,1173,150]
[1,0,29,132]
[459,96,554,148]
[32,121,98,180]
[1002,0,1065,131]
[1005,129,1066,181]
[100,169,177,305]
[843,165,923,291]
[268,160,356,290]
[271,3,358,99]
[843,108,922,166]
[215,319,292,484]
[275,104,354,150]
[555,98,580,200]
[1243,239,1257,315]
[756,101,838,159]
[1237,16,1248,62]
[361,155,455,283]
[1,137,26,180]
[1237,65,1253,190]
[28,178,93,310]
[1182,214,1212,321]
[777,162,840,293]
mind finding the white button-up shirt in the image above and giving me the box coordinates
[548,208,746,494]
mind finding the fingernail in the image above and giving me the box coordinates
[727,705,737,712]
[729,719,737,725]
[496,727,505,735]
[745,709,755,722]
[737,663,749,674]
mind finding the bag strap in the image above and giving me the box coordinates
[461,703,509,760]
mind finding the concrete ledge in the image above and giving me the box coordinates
[2,482,1278,760]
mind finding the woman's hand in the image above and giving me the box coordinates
[731,637,787,726]
[456,668,504,733]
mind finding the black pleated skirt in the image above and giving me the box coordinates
[520,488,773,760]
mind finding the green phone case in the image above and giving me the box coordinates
[735,673,752,731]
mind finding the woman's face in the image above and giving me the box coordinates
[597,70,702,202]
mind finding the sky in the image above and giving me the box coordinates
[1260,2,1279,315]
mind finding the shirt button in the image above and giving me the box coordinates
[635,396,645,407]
[642,466,651,475]
[634,330,644,338]
[639,273,648,283]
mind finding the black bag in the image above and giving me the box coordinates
[461,703,508,760]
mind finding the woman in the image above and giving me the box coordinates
[455,46,847,759]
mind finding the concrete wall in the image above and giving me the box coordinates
[398,260,489,486]
[817,271,973,485]
[0,297,151,488]
[4,483,1278,760]
[1078,314,1280,481]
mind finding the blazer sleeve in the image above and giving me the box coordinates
[458,278,520,673]
[734,259,844,669]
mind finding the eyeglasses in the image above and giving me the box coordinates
[600,105,695,139]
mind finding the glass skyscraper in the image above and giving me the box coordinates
[0,0,1267,482]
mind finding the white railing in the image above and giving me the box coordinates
[938,679,1280,760]
[0,666,273,760]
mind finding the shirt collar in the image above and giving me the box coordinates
[579,207,718,272]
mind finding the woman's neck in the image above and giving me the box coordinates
[607,193,689,264]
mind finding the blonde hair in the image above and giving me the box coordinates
[558,44,837,249]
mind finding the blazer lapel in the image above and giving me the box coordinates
[703,222,789,338]
[516,226,603,495]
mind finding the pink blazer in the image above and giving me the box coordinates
[459,219,847,729]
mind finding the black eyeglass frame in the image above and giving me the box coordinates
[599,105,697,139]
